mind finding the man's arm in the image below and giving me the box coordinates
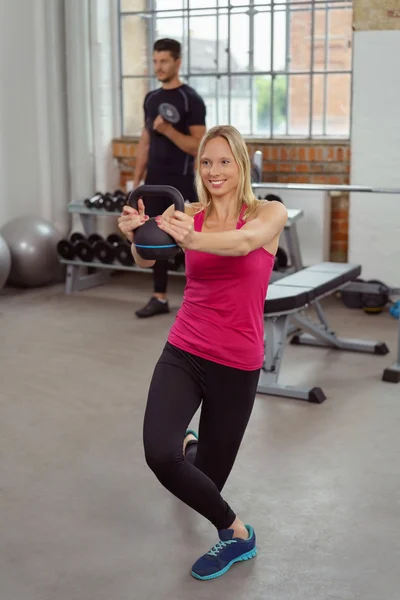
[133,127,150,188]
[152,119,205,157]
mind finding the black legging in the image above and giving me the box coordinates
[143,342,260,531]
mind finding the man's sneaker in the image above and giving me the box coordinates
[135,297,170,318]
[191,525,257,581]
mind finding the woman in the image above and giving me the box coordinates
[118,125,288,581]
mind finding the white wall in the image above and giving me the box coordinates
[254,187,331,266]
[0,0,70,234]
[0,0,120,236]
[349,30,400,286]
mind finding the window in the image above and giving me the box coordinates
[118,1,353,138]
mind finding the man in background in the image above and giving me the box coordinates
[133,38,206,318]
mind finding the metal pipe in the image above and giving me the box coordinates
[122,68,352,79]
[120,1,352,16]
[252,183,400,194]
[270,0,275,137]
[309,0,315,138]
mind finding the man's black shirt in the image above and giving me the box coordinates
[144,84,206,178]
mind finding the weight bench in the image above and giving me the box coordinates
[258,262,389,403]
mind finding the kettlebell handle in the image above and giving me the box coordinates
[127,185,185,213]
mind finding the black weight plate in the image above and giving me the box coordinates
[57,240,75,260]
[114,242,134,266]
[70,232,85,244]
[361,279,390,313]
[103,196,117,212]
[159,102,180,124]
[88,234,103,245]
[107,234,123,245]
[75,241,94,262]
[116,195,126,211]
[93,240,114,264]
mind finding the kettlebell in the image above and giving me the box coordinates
[127,184,185,260]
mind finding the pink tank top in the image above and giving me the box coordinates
[168,205,275,370]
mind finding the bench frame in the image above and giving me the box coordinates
[257,266,390,403]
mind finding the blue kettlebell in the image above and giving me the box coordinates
[127,185,185,260]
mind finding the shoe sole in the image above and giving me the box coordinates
[191,547,257,581]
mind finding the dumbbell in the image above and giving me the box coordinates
[92,234,134,266]
[102,190,128,212]
[146,102,180,132]
[84,192,105,209]
[57,233,102,262]
[84,190,128,212]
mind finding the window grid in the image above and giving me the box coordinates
[118,0,353,138]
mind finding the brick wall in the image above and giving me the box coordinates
[112,138,351,261]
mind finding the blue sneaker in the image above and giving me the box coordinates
[191,525,257,581]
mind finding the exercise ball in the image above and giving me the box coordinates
[0,216,62,287]
[0,234,11,290]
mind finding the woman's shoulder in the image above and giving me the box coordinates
[255,197,286,214]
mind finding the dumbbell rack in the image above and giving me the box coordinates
[60,203,185,295]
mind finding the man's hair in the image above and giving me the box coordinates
[153,38,181,60]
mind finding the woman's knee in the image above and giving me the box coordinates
[144,440,182,478]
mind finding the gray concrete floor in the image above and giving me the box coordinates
[0,271,399,600]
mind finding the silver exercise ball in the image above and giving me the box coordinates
[0,234,11,290]
[0,216,62,288]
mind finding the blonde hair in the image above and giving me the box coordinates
[195,125,261,221]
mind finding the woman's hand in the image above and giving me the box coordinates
[117,198,149,243]
[156,210,196,249]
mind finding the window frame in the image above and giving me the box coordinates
[117,0,353,139]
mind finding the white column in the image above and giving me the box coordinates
[64,0,96,204]
[349,30,400,285]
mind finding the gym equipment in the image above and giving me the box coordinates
[251,150,263,184]
[382,311,400,383]
[252,183,400,194]
[103,190,127,212]
[0,234,11,290]
[275,247,288,270]
[158,102,180,124]
[84,192,104,209]
[340,277,365,309]
[84,190,127,212]
[257,262,389,403]
[147,103,181,132]
[340,278,391,313]
[57,233,96,262]
[128,184,185,260]
[361,279,390,314]
[92,234,134,266]
[109,235,134,266]
[0,216,62,287]
[390,301,400,320]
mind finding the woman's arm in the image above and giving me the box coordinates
[191,201,288,256]
[158,201,287,257]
